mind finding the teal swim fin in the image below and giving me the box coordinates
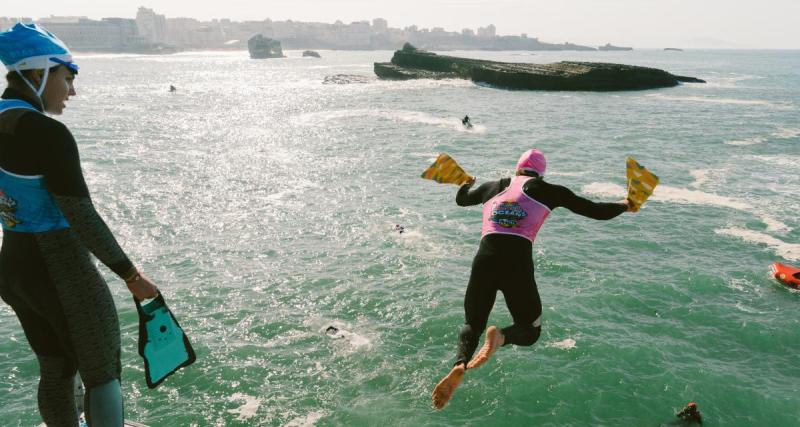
[135,293,196,388]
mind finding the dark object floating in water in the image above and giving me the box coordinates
[676,402,703,424]
[394,224,405,234]
[248,34,285,59]
[303,50,321,58]
[664,48,684,51]
[323,74,372,84]
[598,43,633,51]
[169,85,176,92]
[325,326,339,335]
[374,43,705,91]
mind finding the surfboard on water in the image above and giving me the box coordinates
[421,153,473,185]
[626,157,659,212]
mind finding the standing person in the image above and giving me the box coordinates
[0,24,159,426]
[432,148,634,409]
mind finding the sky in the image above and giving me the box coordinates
[3,0,799,49]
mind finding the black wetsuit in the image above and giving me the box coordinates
[0,88,134,425]
[453,176,626,366]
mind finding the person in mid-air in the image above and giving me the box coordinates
[0,23,159,426]
[432,148,635,409]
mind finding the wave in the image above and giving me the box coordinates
[725,137,766,146]
[645,93,789,108]
[581,183,789,232]
[772,128,800,139]
[715,227,800,261]
[292,109,488,133]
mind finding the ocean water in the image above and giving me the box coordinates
[1,49,798,426]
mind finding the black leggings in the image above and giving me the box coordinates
[0,230,122,426]
[455,236,543,366]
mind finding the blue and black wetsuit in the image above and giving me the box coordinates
[0,88,134,426]
[453,176,627,367]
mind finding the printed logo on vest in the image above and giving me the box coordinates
[490,200,528,228]
[0,190,22,228]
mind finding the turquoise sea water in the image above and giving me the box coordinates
[1,49,799,426]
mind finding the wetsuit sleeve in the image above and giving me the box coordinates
[456,178,510,206]
[40,121,136,278]
[534,182,626,220]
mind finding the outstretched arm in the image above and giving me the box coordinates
[456,178,510,206]
[547,183,628,219]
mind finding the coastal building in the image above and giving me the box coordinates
[136,7,167,44]
[36,16,141,50]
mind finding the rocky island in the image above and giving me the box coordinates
[248,34,285,59]
[302,50,321,58]
[374,43,705,91]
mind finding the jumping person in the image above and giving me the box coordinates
[0,23,159,426]
[432,148,634,409]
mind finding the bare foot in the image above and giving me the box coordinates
[466,326,505,369]
[432,364,466,409]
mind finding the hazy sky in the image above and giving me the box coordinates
[4,0,799,49]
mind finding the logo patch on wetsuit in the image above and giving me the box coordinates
[0,190,22,228]
[490,200,528,228]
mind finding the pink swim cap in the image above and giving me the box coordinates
[516,149,546,176]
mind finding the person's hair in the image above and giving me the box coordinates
[5,65,64,87]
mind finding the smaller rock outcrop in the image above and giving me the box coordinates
[248,34,285,59]
[302,50,321,58]
[664,48,684,52]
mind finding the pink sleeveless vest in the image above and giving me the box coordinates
[481,176,551,243]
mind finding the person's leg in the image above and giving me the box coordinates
[433,253,498,409]
[499,259,542,347]
[1,236,80,426]
[36,231,124,426]
[7,304,80,427]
[468,258,541,369]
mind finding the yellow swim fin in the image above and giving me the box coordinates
[626,157,659,212]
[421,153,474,185]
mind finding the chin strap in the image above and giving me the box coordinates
[12,64,48,108]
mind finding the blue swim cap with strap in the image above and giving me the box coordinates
[0,23,78,98]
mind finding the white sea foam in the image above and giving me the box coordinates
[725,137,766,146]
[284,411,327,427]
[227,393,262,421]
[581,183,790,232]
[772,128,800,139]
[547,338,577,350]
[689,169,712,188]
[715,227,800,261]
[645,93,784,107]
[292,109,487,133]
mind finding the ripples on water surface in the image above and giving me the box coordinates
[1,49,799,426]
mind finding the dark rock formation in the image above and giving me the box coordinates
[664,48,684,51]
[323,74,372,84]
[374,43,705,91]
[248,34,285,59]
[302,50,321,58]
[598,43,633,51]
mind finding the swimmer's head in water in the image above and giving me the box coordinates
[516,149,546,177]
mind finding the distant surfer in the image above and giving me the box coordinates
[394,224,405,234]
[461,115,472,128]
[169,85,176,92]
[0,24,159,426]
[432,148,635,409]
